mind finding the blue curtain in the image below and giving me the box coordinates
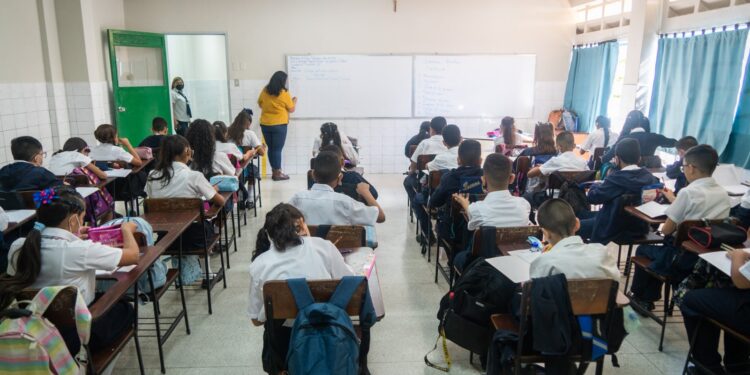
[649,28,748,154]
[721,52,750,168]
[563,41,619,133]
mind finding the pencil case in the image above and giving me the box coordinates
[135,147,153,160]
[209,175,239,192]
[88,224,123,247]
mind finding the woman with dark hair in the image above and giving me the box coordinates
[185,119,235,178]
[580,115,618,153]
[404,121,431,158]
[312,122,359,166]
[171,77,191,136]
[258,71,297,181]
[247,203,354,374]
[602,110,677,166]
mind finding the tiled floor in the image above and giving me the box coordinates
[114,174,689,374]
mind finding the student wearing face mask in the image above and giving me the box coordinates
[171,77,192,136]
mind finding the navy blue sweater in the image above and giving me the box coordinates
[602,132,677,164]
[665,159,687,193]
[586,167,659,243]
[428,166,483,208]
[0,162,62,192]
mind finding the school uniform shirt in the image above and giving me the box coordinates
[288,183,379,226]
[213,151,236,175]
[257,89,294,125]
[0,207,7,232]
[7,227,122,304]
[0,161,62,192]
[466,190,531,231]
[580,128,618,152]
[539,151,589,176]
[427,147,459,172]
[171,89,190,122]
[247,236,354,322]
[240,130,262,148]
[312,138,360,166]
[146,161,217,200]
[410,135,447,164]
[216,141,243,159]
[529,236,620,281]
[666,176,731,224]
[89,143,133,163]
[741,190,750,210]
[47,151,92,176]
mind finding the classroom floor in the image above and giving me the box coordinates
[113,174,690,375]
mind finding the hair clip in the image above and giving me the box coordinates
[33,188,57,208]
[33,222,46,231]
[243,108,254,116]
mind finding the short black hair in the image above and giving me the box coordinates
[430,116,447,134]
[555,131,575,151]
[442,124,461,147]
[152,117,168,132]
[11,136,43,161]
[313,151,342,184]
[483,153,512,188]
[537,198,577,237]
[615,138,641,165]
[684,144,719,175]
[458,139,481,167]
[676,136,698,151]
[319,144,343,158]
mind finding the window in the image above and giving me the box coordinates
[607,40,629,133]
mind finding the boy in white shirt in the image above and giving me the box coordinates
[404,117,448,202]
[629,144,731,310]
[452,153,531,270]
[427,124,461,172]
[290,151,385,226]
[524,131,589,210]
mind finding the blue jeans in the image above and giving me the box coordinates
[260,124,288,170]
[175,121,189,137]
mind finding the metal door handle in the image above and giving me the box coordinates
[118,106,127,112]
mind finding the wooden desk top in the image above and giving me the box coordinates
[682,239,750,255]
[624,205,667,226]
[130,158,154,174]
[206,191,233,217]
[3,211,36,235]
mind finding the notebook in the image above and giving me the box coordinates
[636,201,669,219]
[699,249,750,276]
[106,169,132,178]
[713,164,749,196]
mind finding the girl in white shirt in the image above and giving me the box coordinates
[312,122,359,167]
[48,137,107,179]
[184,119,236,178]
[580,116,618,153]
[248,203,354,373]
[213,121,244,159]
[89,124,143,167]
[0,186,140,356]
[227,109,266,161]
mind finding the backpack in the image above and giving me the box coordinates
[0,286,90,375]
[286,277,376,375]
[72,167,113,224]
[559,181,590,215]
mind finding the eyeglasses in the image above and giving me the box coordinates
[37,151,47,159]
[680,163,693,173]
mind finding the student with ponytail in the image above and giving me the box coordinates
[579,115,618,153]
[247,203,354,374]
[312,122,359,167]
[1,186,140,356]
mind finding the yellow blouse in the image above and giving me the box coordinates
[257,89,294,125]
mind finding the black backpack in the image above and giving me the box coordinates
[558,181,589,216]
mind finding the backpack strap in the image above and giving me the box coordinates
[329,276,365,310]
[286,278,315,310]
[30,286,91,346]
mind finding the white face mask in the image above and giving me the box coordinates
[68,214,82,236]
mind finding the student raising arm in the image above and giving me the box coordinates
[89,124,143,167]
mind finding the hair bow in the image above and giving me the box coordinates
[33,188,57,208]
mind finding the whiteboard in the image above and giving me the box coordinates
[287,55,413,118]
[414,55,536,118]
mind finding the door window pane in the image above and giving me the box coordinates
[115,46,164,87]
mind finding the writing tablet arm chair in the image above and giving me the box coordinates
[611,194,665,270]
[469,226,543,258]
[422,170,444,261]
[546,170,597,196]
[307,225,368,250]
[592,147,607,172]
[512,156,532,196]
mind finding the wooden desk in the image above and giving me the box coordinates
[624,205,667,226]
[3,209,37,235]
[343,247,385,320]
[682,239,750,255]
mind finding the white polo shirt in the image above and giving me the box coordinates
[289,184,379,226]
[529,236,620,281]
[7,227,122,304]
[146,161,217,200]
[539,151,589,176]
[241,130,262,148]
[171,89,190,122]
[741,190,750,209]
[247,236,354,322]
[666,176,731,224]
[411,135,447,163]
[216,141,243,158]
[580,128,619,152]
[427,147,459,172]
[213,151,236,175]
[47,151,92,175]
[312,138,360,166]
[466,190,531,231]
[89,143,133,163]
[0,207,7,232]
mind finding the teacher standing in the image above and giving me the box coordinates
[258,71,296,181]
[171,77,191,136]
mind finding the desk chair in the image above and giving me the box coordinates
[58,174,90,186]
[605,194,664,269]
[546,170,597,193]
[592,147,606,172]
[308,225,370,250]
[512,156,531,196]
[421,169,443,261]
[406,145,418,221]
[434,194,486,286]
[454,226,542,282]
[491,278,619,375]
[411,154,437,241]
[683,317,750,375]
[144,198,226,315]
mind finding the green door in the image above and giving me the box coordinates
[108,30,171,145]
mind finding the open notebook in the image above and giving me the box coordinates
[713,164,749,196]
[636,201,669,219]
[699,249,750,276]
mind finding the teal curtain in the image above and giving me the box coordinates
[721,52,750,168]
[649,28,748,154]
[563,41,619,133]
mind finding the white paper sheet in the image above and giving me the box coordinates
[106,169,132,178]
[486,255,532,283]
[509,249,541,264]
[636,201,669,219]
[75,187,100,198]
[699,249,750,276]
[724,185,749,197]
[95,265,136,276]
[6,209,35,223]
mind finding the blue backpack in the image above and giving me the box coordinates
[286,276,375,375]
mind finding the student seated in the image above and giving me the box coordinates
[2,186,140,357]
[493,116,518,154]
[138,117,169,148]
[404,121,431,159]
[247,203,354,374]
[665,136,698,194]
[185,119,236,178]
[732,190,750,229]
[427,124,461,172]
[577,139,659,243]
[227,109,266,161]
[579,115,617,154]
[0,136,62,191]
[313,122,359,167]
[89,124,143,167]
[629,145,731,310]
[48,137,107,179]
[403,116,448,201]
[452,153,531,270]
[517,122,558,165]
[679,248,750,375]
[602,110,676,167]
[317,144,378,199]
[289,151,384,226]
[524,131,588,209]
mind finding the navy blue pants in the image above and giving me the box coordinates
[175,121,189,137]
[629,243,698,302]
[260,124,288,170]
